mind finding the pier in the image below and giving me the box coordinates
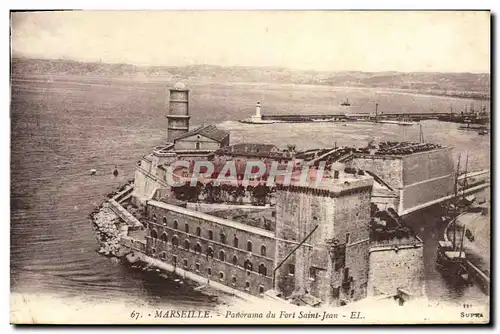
[239,102,490,124]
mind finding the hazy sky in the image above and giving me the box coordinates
[11,10,490,73]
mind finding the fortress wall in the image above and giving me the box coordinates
[402,148,454,187]
[145,236,273,296]
[367,244,425,298]
[332,191,371,302]
[401,176,454,212]
[147,207,276,259]
[274,190,335,299]
[274,184,371,305]
[351,157,403,189]
[371,195,400,211]
[333,190,371,244]
[274,190,304,298]
[345,241,370,301]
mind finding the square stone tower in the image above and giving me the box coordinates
[273,168,373,306]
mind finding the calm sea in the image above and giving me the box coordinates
[10,75,490,309]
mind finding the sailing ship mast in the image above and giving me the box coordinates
[462,152,469,200]
[459,223,466,255]
[419,124,425,143]
[452,154,461,249]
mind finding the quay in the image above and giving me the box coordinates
[239,102,490,125]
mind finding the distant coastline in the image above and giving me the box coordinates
[11,57,491,101]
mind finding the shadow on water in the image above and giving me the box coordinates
[120,262,222,307]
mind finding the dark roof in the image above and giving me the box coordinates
[173,124,229,143]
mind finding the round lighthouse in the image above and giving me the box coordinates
[167,82,190,143]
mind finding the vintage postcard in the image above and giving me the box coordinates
[10,10,491,325]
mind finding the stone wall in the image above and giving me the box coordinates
[351,156,403,190]
[401,176,454,212]
[402,148,454,187]
[274,183,371,306]
[367,243,425,297]
[274,190,330,299]
[330,190,371,303]
[145,203,275,297]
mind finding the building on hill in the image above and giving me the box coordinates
[173,124,230,151]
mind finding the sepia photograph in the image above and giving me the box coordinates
[9,9,491,325]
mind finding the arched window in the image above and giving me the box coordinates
[183,259,188,268]
[160,233,168,242]
[172,236,179,247]
[207,247,214,258]
[196,227,201,236]
[219,271,224,281]
[173,220,178,229]
[220,232,226,244]
[207,268,212,276]
[184,239,190,250]
[150,229,158,239]
[195,243,202,253]
[162,216,167,225]
[232,255,238,266]
[259,286,265,295]
[160,252,166,260]
[208,230,213,240]
[244,259,253,271]
[259,263,267,276]
[185,223,189,234]
[247,241,253,252]
[219,250,225,261]
[261,245,267,256]
[245,281,250,291]
[151,248,156,256]
[232,276,236,285]
[233,236,239,248]
[152,214,157,223]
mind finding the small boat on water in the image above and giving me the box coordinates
[458,123,488,132]
[340,98,351,107]
[478,129,489,135]
[435,240,470,284]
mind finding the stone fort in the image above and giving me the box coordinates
[118,83,430,306]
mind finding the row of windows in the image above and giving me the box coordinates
[152,250,266,294]
[149,220,268,256]
[149,235,269,275]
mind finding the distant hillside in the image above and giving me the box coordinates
[11,57,490,100]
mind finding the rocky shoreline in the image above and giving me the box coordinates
[89,183,134,257]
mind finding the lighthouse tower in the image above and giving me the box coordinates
[167,82,190,143]
[251,101,263,123]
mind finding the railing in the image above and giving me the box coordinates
[108,199,143,228]
[112,185,134,203]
